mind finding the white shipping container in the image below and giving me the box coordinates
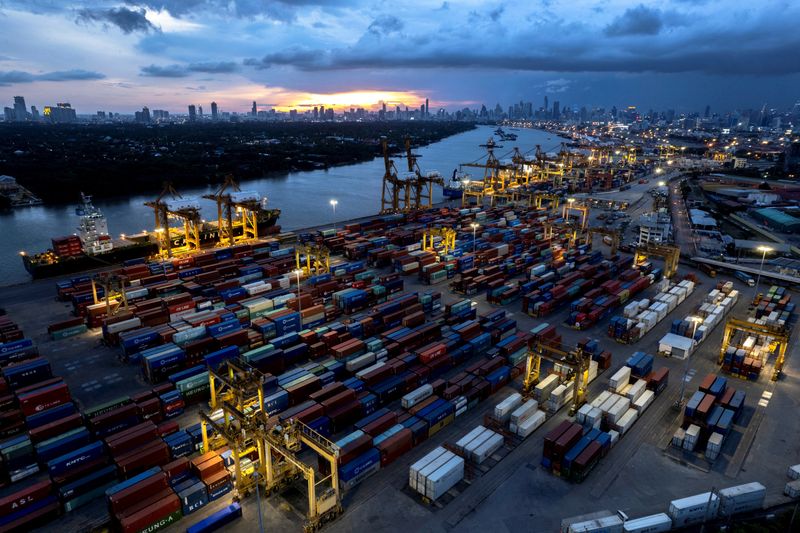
[510,399,538,426]
[622,513,672,533]
[788,464,800,480]
[607,398,631,425]
[785,480,800,498]
[568,516,624,533]
[625,380,647,403]
[600,394,621,415]
[517,410,546,438]
[417,449,456,493]
[718,482,766,516]
[615,408,638,435]
[535,374,560,401]
[632,390,655,414]
[409,447,449,492]
[591,390,612,409]
[347,352,377,373]
[472,432,504,464]
[585,407,603,429]
[494,392,523,422]
[608,430,619,445]
[609,366,632,392]
[706,432,723,453]
[106,317,142,335]
[672,428,685,447]
[669,493,720,527]
[463,429,496,461]
[402,384,433,409]
[425,456,465,500]
[577,403,593,424]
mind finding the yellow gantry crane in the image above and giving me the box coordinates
[584,227,620,256]
[91,272,129,317]
[405,138,444,212]
[633,243,680,278]
[523,341,590,415]
[718,317,789,381]
[144,182,202,257]
[421,227,457,255]
[201,359,343,532]
[296,243,331,276]
[380,137,443,213]
[203,175,267,247]
[461,138,516,207]
[562,201,589,230]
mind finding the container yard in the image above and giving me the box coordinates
[2,184,800,533]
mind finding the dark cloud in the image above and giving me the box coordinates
[367,15,404,36]
[128,0,348,20]
[139,61,239,77]
[77,7,157,34]
[0,69,105,86]
[604,5,664,36]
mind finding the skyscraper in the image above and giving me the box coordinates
[553,101,560,120]
[198,106,203,117]
[544,96,549,116]
[425,98,429,118]
[211,101,218,120]
[188,105,196,122]
[13,96,27,121]
[251,101,257,116]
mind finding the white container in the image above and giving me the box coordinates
[607,397,631,424]
[463,429,496,461]
[401,384,433,409]
[585,407,603,429]
[535,374,560,402]
[625,380,647,403]
[608,430,620,445]
[568,516,624,533]
[409,447,449,492]
[672,428,685,447]
[622,513,672,533]
[517,410,546,438]
[788,464,800,480]
[632,390,654,414]
[576,403,593,424]
[668,492,719,527]
[706,432,723,453]
[591,390,612,409]
[471,432,504,464]
[785,480,800,498]
[425,455,465,500]
[347,352,377,373]
[718,482,766,516]
[609,366,632,392]
[600,394,621,415]
[454,426,488,455]
[510,399,538,426]
[615,408,638,435]
[494,392,523,422]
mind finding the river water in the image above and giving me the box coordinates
[0,125,558,286]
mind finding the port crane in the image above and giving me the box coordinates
[405,138,444,212]
[91,272,129,317]
[561,200,589,230]
[203,175,267,247]
[584,227,620,256]
[201,359,342,532]
[144,183,202,257]
[633,243,680,279]
[718,318,789,381]
[523,341,590,415]
[421,227,457,256]
[460,138,517,207]
[296,243,331,276]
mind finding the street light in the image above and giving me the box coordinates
[470,223,479,253]
[658,181,666,187]
[655,167,664,175]
[755,245,772,294]
[676,316,703,408]
[293,269,303,317]
[329,199,338,232]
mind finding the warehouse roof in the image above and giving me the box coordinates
[753,207,800,226]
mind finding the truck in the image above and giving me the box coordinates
[734,271,755,287]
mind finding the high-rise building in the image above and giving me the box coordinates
[319,106,326,120]
[43,103,77,123]
[3,107,13,122]
[13,96,27,121]
[704,105,711,118]
[544,96,549,116]
[425,98,429,118]
[553,101,560,120]
[198,106,203,117]
[188,105,196,121]
[395,105,401,120]
[251,101,257,116]
[211,101,218,120]
[30,106,39,121]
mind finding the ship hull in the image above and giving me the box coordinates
[443,187,463,199]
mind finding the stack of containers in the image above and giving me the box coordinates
[608,279,695,343]
[408,447,464,501]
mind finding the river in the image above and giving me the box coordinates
[0,125,559,286]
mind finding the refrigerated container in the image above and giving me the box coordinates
[668,492,719,527]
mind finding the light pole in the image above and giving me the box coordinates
[676,316,702,408]
[755,245,772,295]
[470,223,479,253]
[252,471,265,533]
[294,269,303,317]
[329,199,338,233]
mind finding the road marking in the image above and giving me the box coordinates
[758,390,772,408]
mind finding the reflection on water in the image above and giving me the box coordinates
[0,125,557,286]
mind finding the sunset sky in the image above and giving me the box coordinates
[0,1,798,114]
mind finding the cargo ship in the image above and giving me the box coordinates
[21,193,280,279]
[443,169,467,199]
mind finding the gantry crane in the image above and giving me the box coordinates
[461,138,515,207]
[380,136,409,214]
[144,183,202,257]
[421,227,457,256]
[584,227,620,256]
[718,318,789,381]
[523,341,590,415]
[633,243,680,278]
[201,359,342,532]
[91,272,129,317]
[296,243,331,276]
[562,201,589,230]
[405,138,444,211]
[203,175,269,247]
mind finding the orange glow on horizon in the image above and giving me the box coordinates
[274,90,426,111]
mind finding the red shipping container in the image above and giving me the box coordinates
[109,471,168,515]
[28,413,83,443]
[0,479,52,517]
[118,492,180,533]
[377,428,413,466]
[17,383,71,416]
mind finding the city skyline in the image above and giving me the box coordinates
[0,1,798,113]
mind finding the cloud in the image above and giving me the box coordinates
[604,5,664,36]
[367,15,404,36]
[544,78,571,93]
[0,69,105,86]
[77,7,157,34]
[140,61,239,77]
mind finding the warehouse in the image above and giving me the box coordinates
[751,207,800,233]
